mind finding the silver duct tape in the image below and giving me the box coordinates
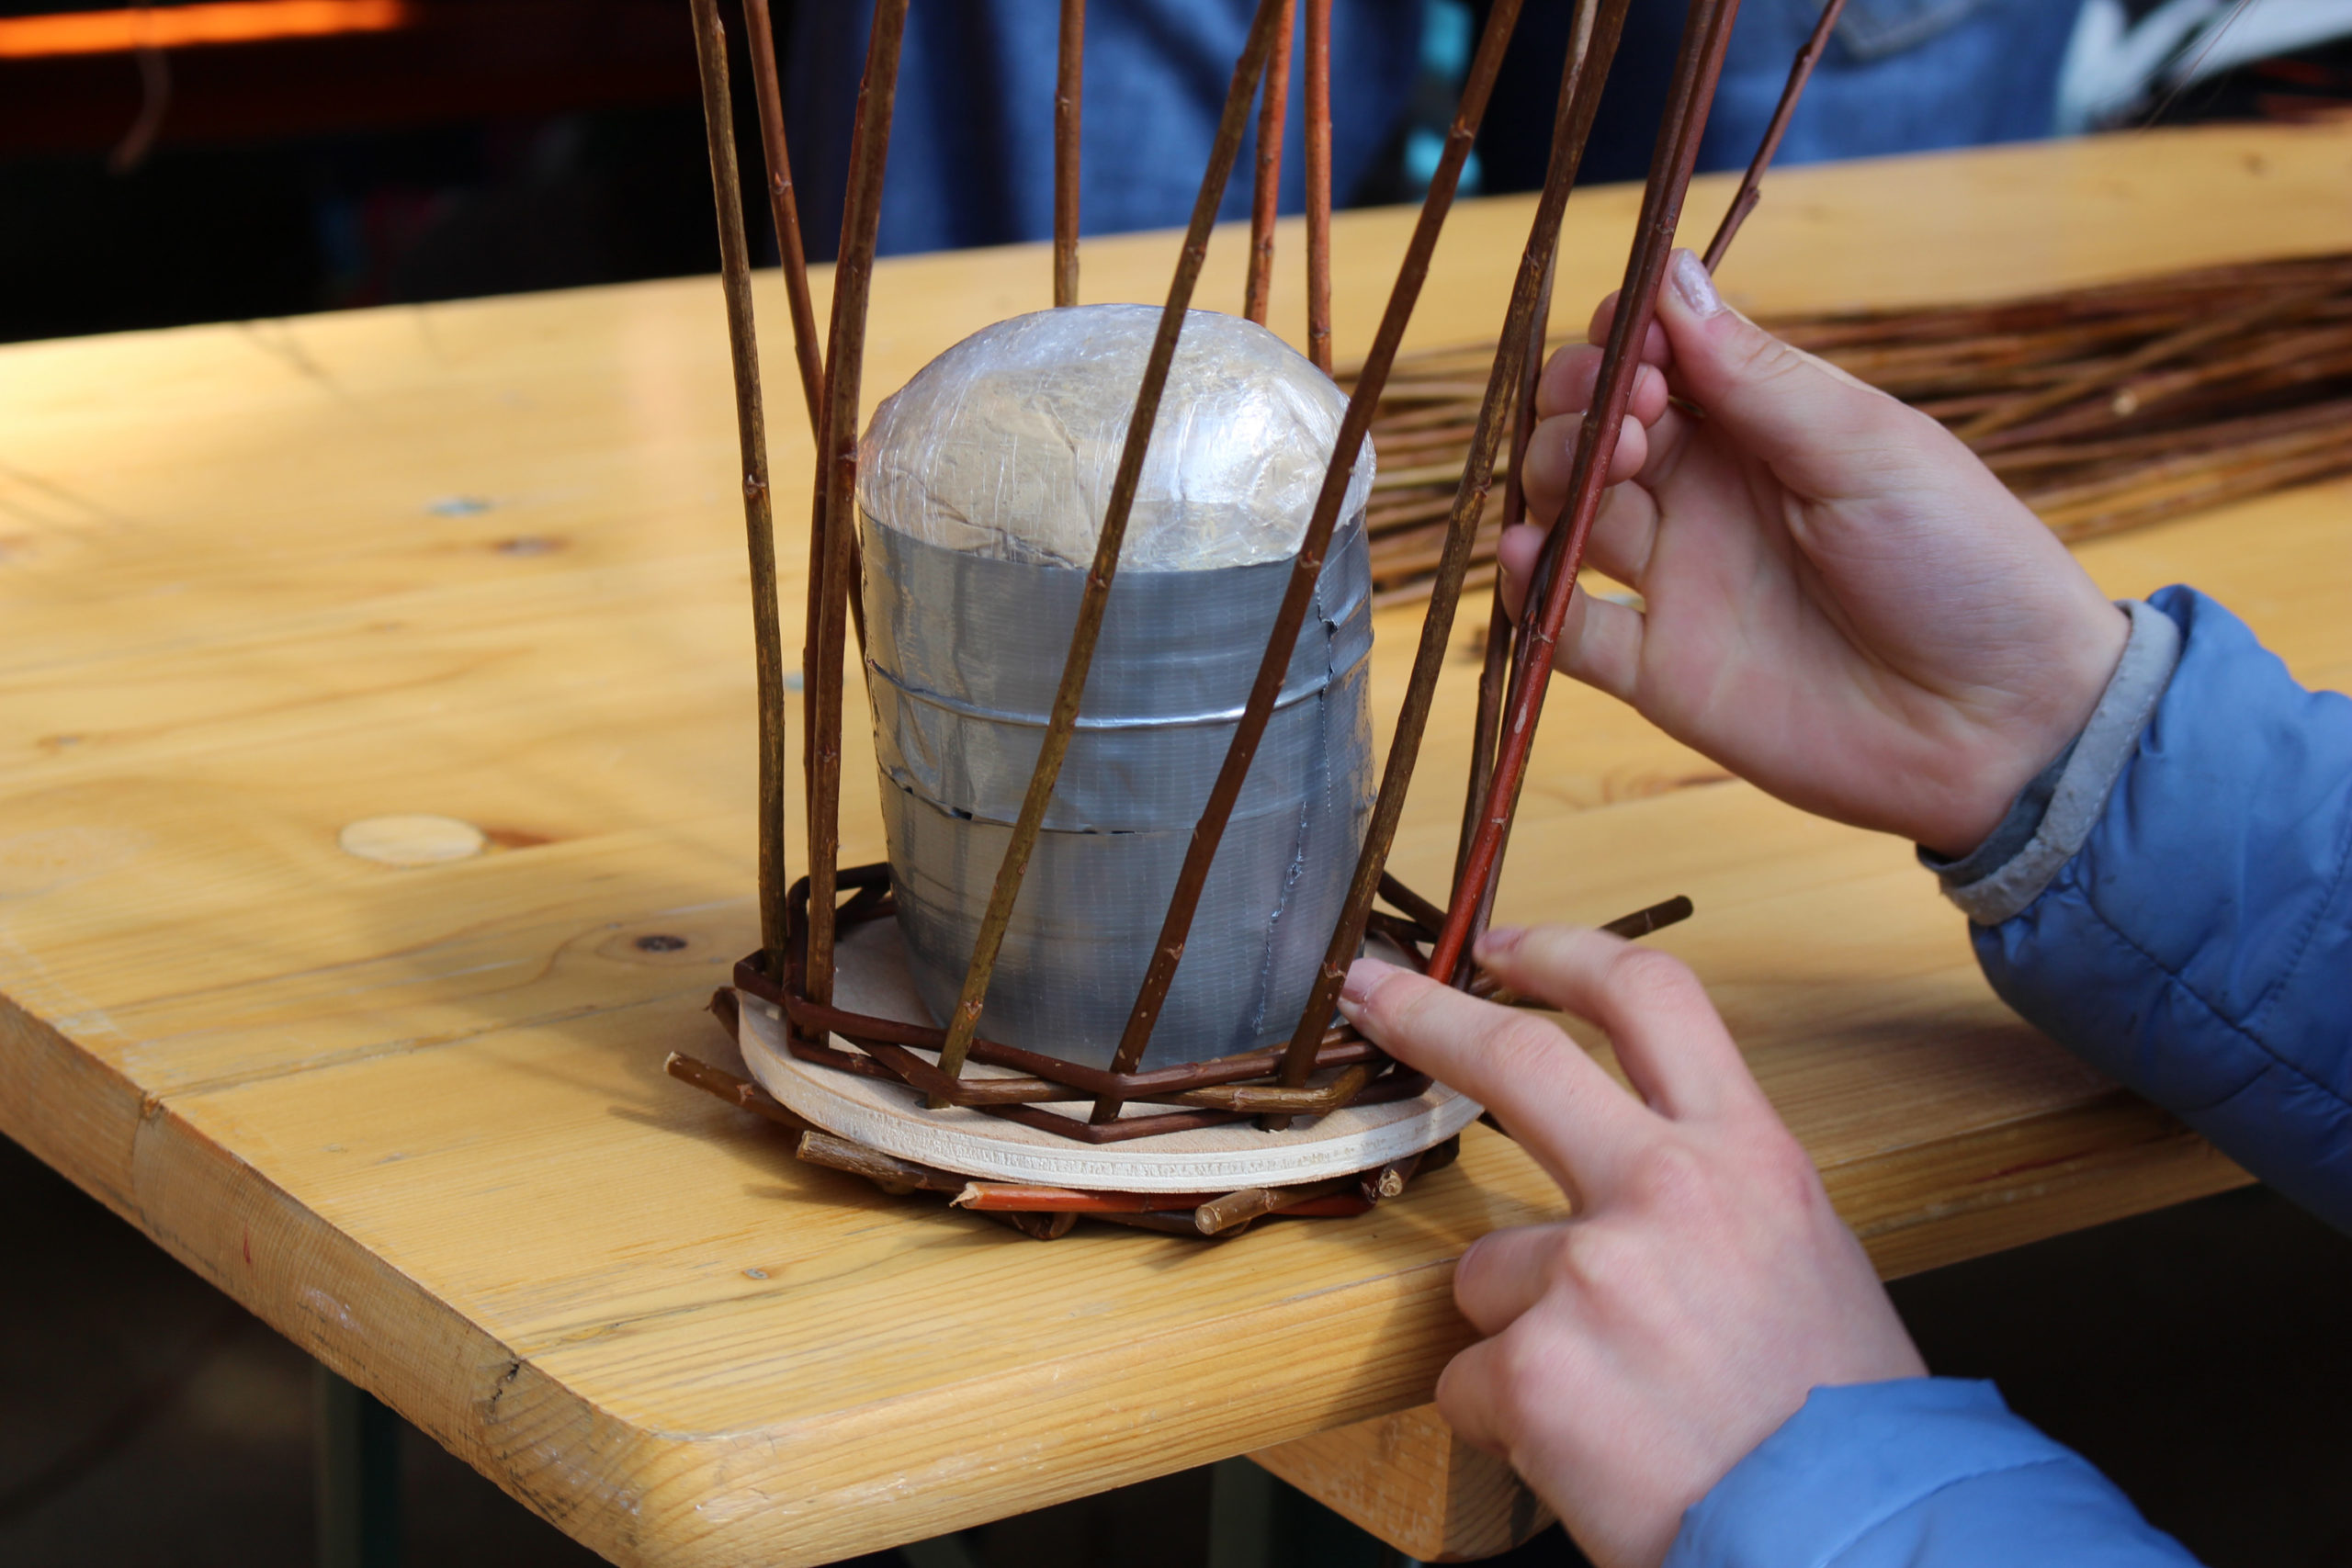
[862,513,1375,1071]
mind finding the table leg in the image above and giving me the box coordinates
[1207,1457,1275,1568]
[899,1533,985,1568]
[1252,1404,1551,1561]
[314,1364,401,1568]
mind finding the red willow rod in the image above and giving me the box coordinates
[1277,0,1631,1099]
[933,0,1292,1088]
[1244,0,1296,323]
[1454,247,1555,908]
[1055,0,1084,307]
[686,0,789,976]
[801,0,909,1008]
[738,0,826,433]
[1090,0,1536,1124]
[1430,0,1745,985]
[1702,0,1845,271]
[1304,0,1334,371]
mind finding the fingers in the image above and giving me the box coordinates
[1451,1223,1564,1336]
[1547,471,1659,587]
[1567,289,1669,382]
[1519,401,1653,514]
[1434,1337,1515,1458]
[1521,353,1673,523]
[1469,926,1764,1123]
[1495,528,1645,704]
[1339,959,1648,1201]
[1535,344,1672,433]
[1553,583,1644,703]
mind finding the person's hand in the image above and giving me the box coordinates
[1511,249,2129,858]
[1339,928,1926,1568]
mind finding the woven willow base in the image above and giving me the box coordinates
[736,984,1478,1192]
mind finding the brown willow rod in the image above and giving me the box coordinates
[1304,0,1334,372]
[1453,250,1552,903]
[1702,0,1844,272]
[1055,0,1085,307]
[1955,284,2326,443]
[1090,0,1537,1125]
[933,0,1290,1088]
[687,0,789,976]
[1244,0,1296,323]
[1277,0,1630,1096]
[739,0,826,433]
[802,0,908,1008]
[1430,0,1744,985]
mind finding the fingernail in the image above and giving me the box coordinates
[1338,957,1393,1019]
[1668,248,1724,319]
[1473,926,1526,963]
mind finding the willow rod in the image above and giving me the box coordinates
[1055,0,1084,307]
[1431,0,1745,985]
[686,0,789,976]
[738,0,825,432]
[1088,0,1537,1124]
[1244,0,1296,323]
[802,0,908,1008]
[1458,0,1576,893]
[1277,0,1630,1096]
[1453,248,1552,913]
[1955,284,2325,443]
[1702,0,1845,272]
[933,0,1291,1088]
[1304,0,1334,372]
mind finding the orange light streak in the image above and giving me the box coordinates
[0,0,416,60]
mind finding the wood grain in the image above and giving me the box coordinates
[3,123,2347,1565]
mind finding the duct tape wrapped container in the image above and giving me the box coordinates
[857,304,1377,1072]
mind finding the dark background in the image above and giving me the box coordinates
[10,0,2349,345]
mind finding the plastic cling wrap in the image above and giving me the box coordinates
[856,304,1374,570]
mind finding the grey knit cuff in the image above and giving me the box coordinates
[1925,600,2182,927]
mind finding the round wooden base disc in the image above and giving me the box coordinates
[736,920,1480,1192]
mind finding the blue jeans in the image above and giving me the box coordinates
[785,0,1420,259]
[783,0,2087,257]
[1484,0,2090,189]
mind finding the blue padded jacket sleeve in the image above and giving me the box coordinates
[1665,1380,2199,1568]
[1973,586,2352,1232]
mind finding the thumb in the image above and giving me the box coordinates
[1651,248,1923,500]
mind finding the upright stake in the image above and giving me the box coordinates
[1304,0,1334,372]
[1455,244,1555,890]
[688,0,789,978]
[803,0,909,1008]
[1278,0,1628,1095]
[933,0,1291,1088]
[1702,0,1844,271]
[739,0,826,434]
[1244,0,1296,324]
[1055,0,1085,307]
[1092,0,1540,1123]
[1430,0,1745,986]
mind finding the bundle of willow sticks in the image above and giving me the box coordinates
[1351,250,2352,606]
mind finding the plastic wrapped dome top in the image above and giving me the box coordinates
[855,303,1375,571]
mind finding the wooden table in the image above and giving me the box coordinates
[5,122,2348,1566]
